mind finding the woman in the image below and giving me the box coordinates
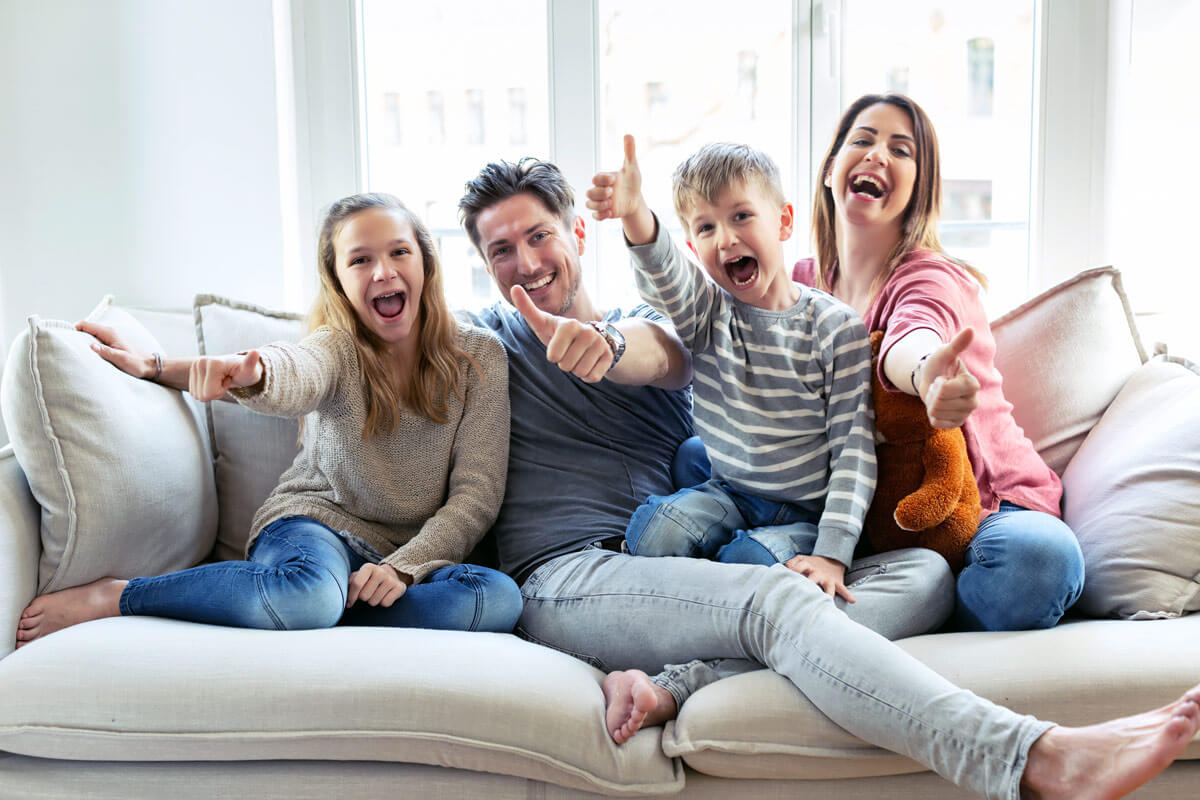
[795,92,1084,631]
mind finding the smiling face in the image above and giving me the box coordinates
[824,102,919,236]
[332,207,425,351]
[681,178,797,311]
[474,192,586,318]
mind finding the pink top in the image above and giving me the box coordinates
[794,252,1062,518]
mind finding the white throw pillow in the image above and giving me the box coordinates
[990,267,1146,475]
[0,297,217,592]
[1062,355,1200,619]
[193,295,305,561]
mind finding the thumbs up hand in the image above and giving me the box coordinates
[587,134,658,246]
[588,134,645,222]
[916,328,981,429]
[511,285,615,383]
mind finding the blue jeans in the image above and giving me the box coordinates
[626,479,826,565]
[119,516,523,632]
[954,502,1085,631]
[517,549,1049,800]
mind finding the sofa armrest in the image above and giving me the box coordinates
[0,445,40,660]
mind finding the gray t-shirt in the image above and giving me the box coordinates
[465,303,694,583]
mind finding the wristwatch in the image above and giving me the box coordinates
[587,320,626,370]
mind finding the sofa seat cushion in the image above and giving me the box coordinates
[0,618,682,796]
[663,614,1200,780]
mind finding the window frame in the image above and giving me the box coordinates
[285,0,1110,312]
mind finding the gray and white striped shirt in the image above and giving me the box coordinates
[628,225,876,566]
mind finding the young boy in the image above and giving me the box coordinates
[587,136,874,600]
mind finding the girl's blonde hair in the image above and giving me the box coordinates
[811,93,987,295]
[309,193,477,438]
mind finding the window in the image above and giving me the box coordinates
[507,88,527,146]
[354,1,1037,316]
[838,1,1035,316]
[465,89,485,146]
[382,92,402,146]
[967,38,995,117]
[360,0,549,312]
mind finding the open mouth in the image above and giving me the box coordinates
[724,256,759,288]
[371,291,407,320]
[850,174,886,200]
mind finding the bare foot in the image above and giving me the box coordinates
[601,669,678,744]
[1021,684,1200,800]
[15,578,127,648]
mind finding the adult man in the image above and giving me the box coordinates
[458,157,953,730]
[456,156,1200,800]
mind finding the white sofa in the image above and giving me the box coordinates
[1,269,1199,800]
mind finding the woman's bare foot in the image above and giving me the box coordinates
[601,669,678,744]
[1021,684,1200,800]
[15,578,127,648]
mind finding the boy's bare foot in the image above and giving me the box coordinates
[1021,684,1200,800]
[15,578,127,648]
[601,669,678,744]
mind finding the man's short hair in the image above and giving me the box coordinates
[459,158,576,254]
[672,143,786,232]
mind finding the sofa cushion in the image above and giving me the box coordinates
[0,297,217,593]
[0,619,683,796]
[193,295,305,561]
[1061,355,1200,619]
[990,267,1146,475]
[662,614,1200,779]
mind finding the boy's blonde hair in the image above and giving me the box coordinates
[672,142,787,235]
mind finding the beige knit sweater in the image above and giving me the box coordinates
[230,323,509,583]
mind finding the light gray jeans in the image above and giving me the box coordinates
[645,545,956,707]
[516,547,1051,800]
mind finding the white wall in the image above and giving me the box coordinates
[0,0,294,349]
[0,0,303,446]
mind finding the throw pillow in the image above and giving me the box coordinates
[1062,355,1200,619]
[990,267,1146,475]
[193,295,305,561]
[0,296,217,593]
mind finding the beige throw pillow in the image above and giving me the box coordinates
[193,295,305,561]
[990,267,1146,475]
[1062,355,1200,619]
[0,297,217,592]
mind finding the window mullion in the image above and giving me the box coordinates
[547,0,600,287]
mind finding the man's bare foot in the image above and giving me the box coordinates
[1021,684,1200,800]
[601,669,678,744]
[15,578,127,648]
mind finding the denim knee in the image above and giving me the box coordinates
[955,512,1085,631]
[432,564,524,633]
[716,531,782,566]
[260,561,347,631]
[626,496,706,557]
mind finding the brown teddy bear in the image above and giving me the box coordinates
[865,331,981,572]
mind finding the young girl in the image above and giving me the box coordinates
[16,193,522,645]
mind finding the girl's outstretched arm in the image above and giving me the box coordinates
[76,319,194,392]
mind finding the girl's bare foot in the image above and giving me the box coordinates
[1021,684,1200,800]
[15,578,127,648]
[601,669,678,744]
